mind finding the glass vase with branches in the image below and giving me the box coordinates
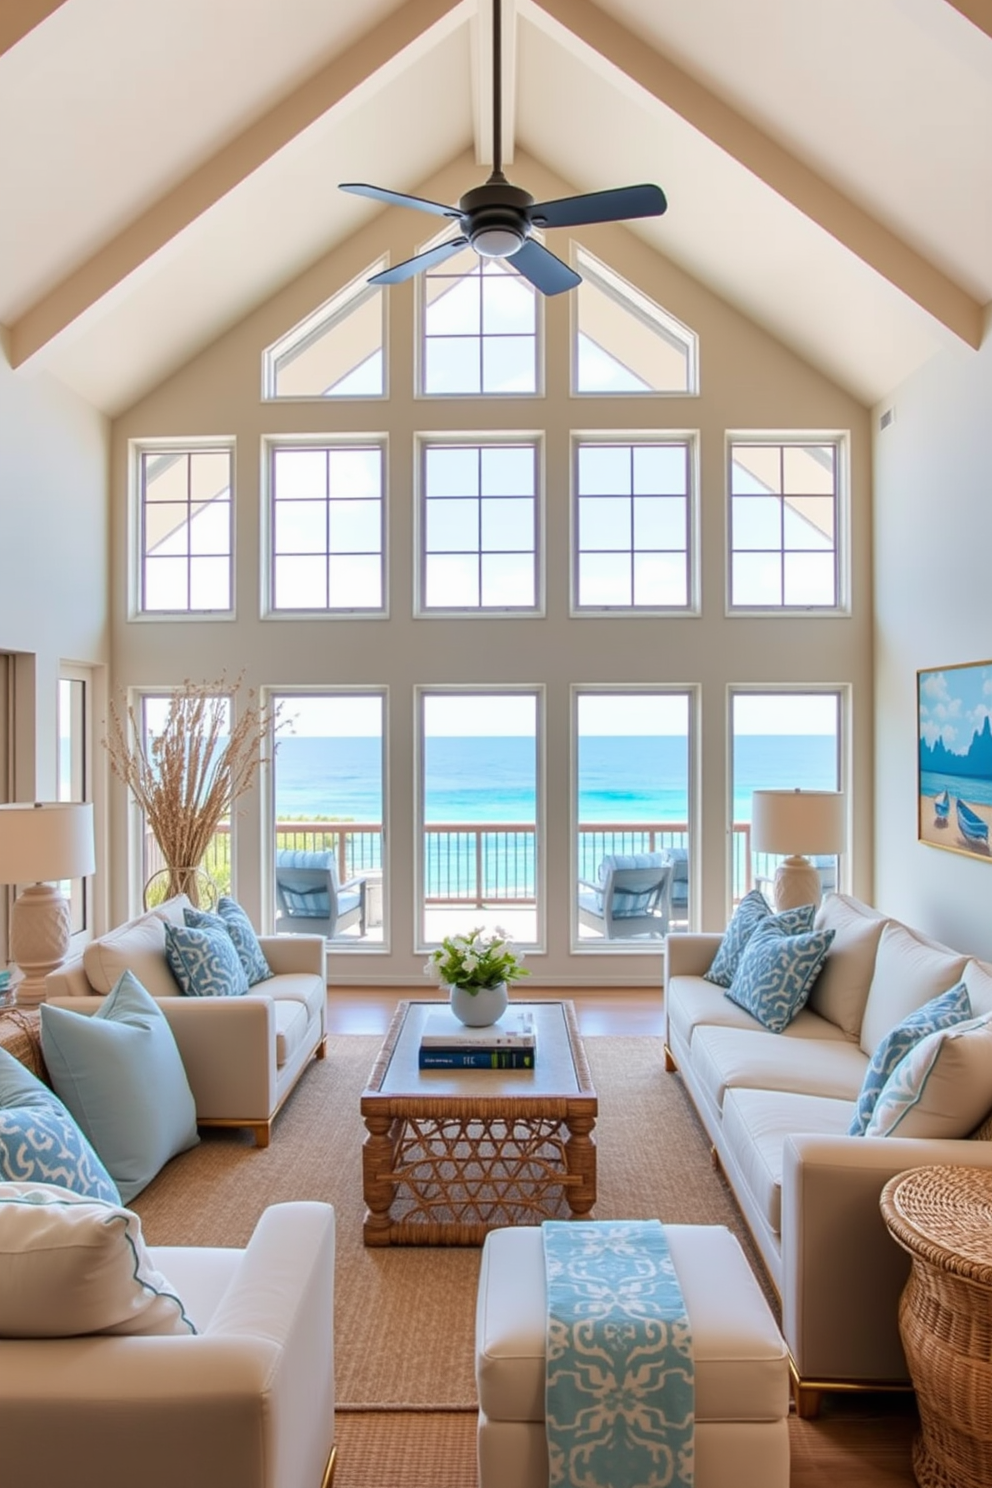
[105,676,283,908]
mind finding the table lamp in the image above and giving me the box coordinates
[750,789,845,912]
[0,802,95,1007]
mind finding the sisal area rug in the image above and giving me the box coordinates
[131,1034,775,1482]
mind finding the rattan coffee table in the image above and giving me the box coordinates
[360,999,597,1246]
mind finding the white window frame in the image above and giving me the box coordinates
[130,438,236,622]
[414,434,545,618]
[570,432,699,616]
[262,435,388,619]
[570,245,699,398]
[414,684,546,955]
[726,432,849,616]
[261,260,388,401]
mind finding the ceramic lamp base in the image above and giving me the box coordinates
[772,856,822,913]
[9,882,73,1007]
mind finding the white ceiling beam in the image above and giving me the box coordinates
[944,0,992,41]
[0,0,69,58]
[472,0,517,167]
[526,0,984,350]
[8,0,470,369]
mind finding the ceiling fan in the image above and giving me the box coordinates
[339,0,667,295]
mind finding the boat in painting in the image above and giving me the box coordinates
[933,789,950,821]
[956,797,989,847]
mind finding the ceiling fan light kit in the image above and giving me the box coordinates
[339,0,667,295]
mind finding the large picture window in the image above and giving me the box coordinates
[137,446,233,614]
[421,244,538,395]
[420,440,539,612]
[574,439,691,610]
[269,442,384,613]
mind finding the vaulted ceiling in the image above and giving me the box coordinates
[2,0,989,414]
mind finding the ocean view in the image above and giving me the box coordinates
[274,733,839,823]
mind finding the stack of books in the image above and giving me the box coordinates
[419,1007,537,1069]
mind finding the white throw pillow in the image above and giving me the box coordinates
[864,1014,992,1139]
[83,911,183,999]
[0,1181,196,1338]
[808,894,887,1038]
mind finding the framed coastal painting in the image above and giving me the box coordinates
[918,660,992,861]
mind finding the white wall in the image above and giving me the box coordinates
[0,348,110,799]
[110,154,873,984]
[873,312,992,958]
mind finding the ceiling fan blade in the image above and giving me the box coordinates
[369,237,468,285]
[511,240,581,296]
[339,182,459,219]
[530,183,667,229]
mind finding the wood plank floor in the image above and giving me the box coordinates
[327,986,918,1486]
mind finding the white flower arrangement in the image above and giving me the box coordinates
[425,927,530,994]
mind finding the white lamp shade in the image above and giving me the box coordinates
[0,802,96,884]
[751,790,845,857]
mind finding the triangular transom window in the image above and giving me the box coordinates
[263,262,386,399]
[573,247,698,395]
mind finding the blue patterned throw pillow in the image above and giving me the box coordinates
[724,922,836,1032]
[864,1014,992,1139]
[165,921,250,998]
[705,890,816,988]
[217,897,272,985]
[0,1048,119,1203]
[848,981,973,1136]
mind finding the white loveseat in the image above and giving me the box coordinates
[45,896,327,1147]
[664,892,992,1415]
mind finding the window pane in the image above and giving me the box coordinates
[144,556,189,610]
[426,498,479,551]
[482,271,535,334]
[328,447,380,496]
[481,445,533,496]
[422,442,537,613]
[425,553,479,607]
[482,336,536,394]
[481,553,535,606]
[579,496,631,551]
[578,445,630,495]
[481,498,533,551]
[573,247,697,395]
[730,440,839,608]
[576,691,690,946]
[424,337,481,394]
[328,554,382,608]
[188,500,230,555]
[731,552,782,606]
[784,497,834,550]
[139,447,232,614]
[421,691,538,946]
[265,268,385,399]
[57,676,88,934]
[425,446,479,496]
[189,557,230,610]
[328,498,381,553]
[272,692,385,945]
[732,495,782,549]
[425,275,481,336]
[633,553,687,607]
[633,445,686,495]
[578,552,631,606]
[783,552,836,606]
[274,555,327,608]
[633,497,686,550]
[275,449,326,500]
[275,500,326,553]
[271,442,383,612]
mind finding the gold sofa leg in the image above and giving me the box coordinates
[792,1379,821,1419]
[320,1442,337,1488]
[316,1034,328,1061]
[664,1043,678,1073]
[252,1121,272,1149]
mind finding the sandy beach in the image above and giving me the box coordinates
[919,791,992,856]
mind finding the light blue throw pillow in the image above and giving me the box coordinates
[705,890,816,988]
[848,981,973,1136]
[218,897,272,985]
[165,920,250,998]
[0,1047,119,1204]
[724,921,836,1032]
[40,970,199,1204]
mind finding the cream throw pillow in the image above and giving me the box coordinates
[808,894,886,1038]
[83,911,183,999]
[0,1181,195,1338]
[864,1014,992,1140]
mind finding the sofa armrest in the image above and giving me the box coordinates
[665,933,721,981]
[781,1132,992,1385]
[260,934,326,981]
[45,955,93,999]
[154,995,278,1123]
[0,1202,335,1488]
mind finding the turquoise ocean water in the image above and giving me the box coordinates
[274,734,838,823]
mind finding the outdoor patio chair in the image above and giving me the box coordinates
[577,851,673,940]
[275,848,367,939]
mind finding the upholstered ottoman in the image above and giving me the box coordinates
[476,1224,789,1488]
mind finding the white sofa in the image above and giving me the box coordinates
[45,896,327,1147]
[664,892,992,1415]
[0,1200,337,1488]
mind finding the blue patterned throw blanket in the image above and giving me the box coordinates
[543,1220,694,1488]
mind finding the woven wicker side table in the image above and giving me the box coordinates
[880,1165,992,1488]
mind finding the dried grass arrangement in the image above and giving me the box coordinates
[105,676,282,907]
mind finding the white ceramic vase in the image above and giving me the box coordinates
[447,980,508,1028]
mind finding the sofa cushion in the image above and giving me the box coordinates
[40,971,200,1204]
[705,891,815,988]
[274,999,309,1067]
[0,1180,195,1337]
[859,923,969,1057]
[808,894,887,1038]
[165,922,250,998]
[864,1014,992,1139]
[0,1048,119,1204]
[721,1088,854,1237]
[724,923,835,1033]
[83,910,183,1000]
[848,982,973,1136]
[667,975,851,1053]
[265,970,326,1026]
[692,1025,868,1112]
